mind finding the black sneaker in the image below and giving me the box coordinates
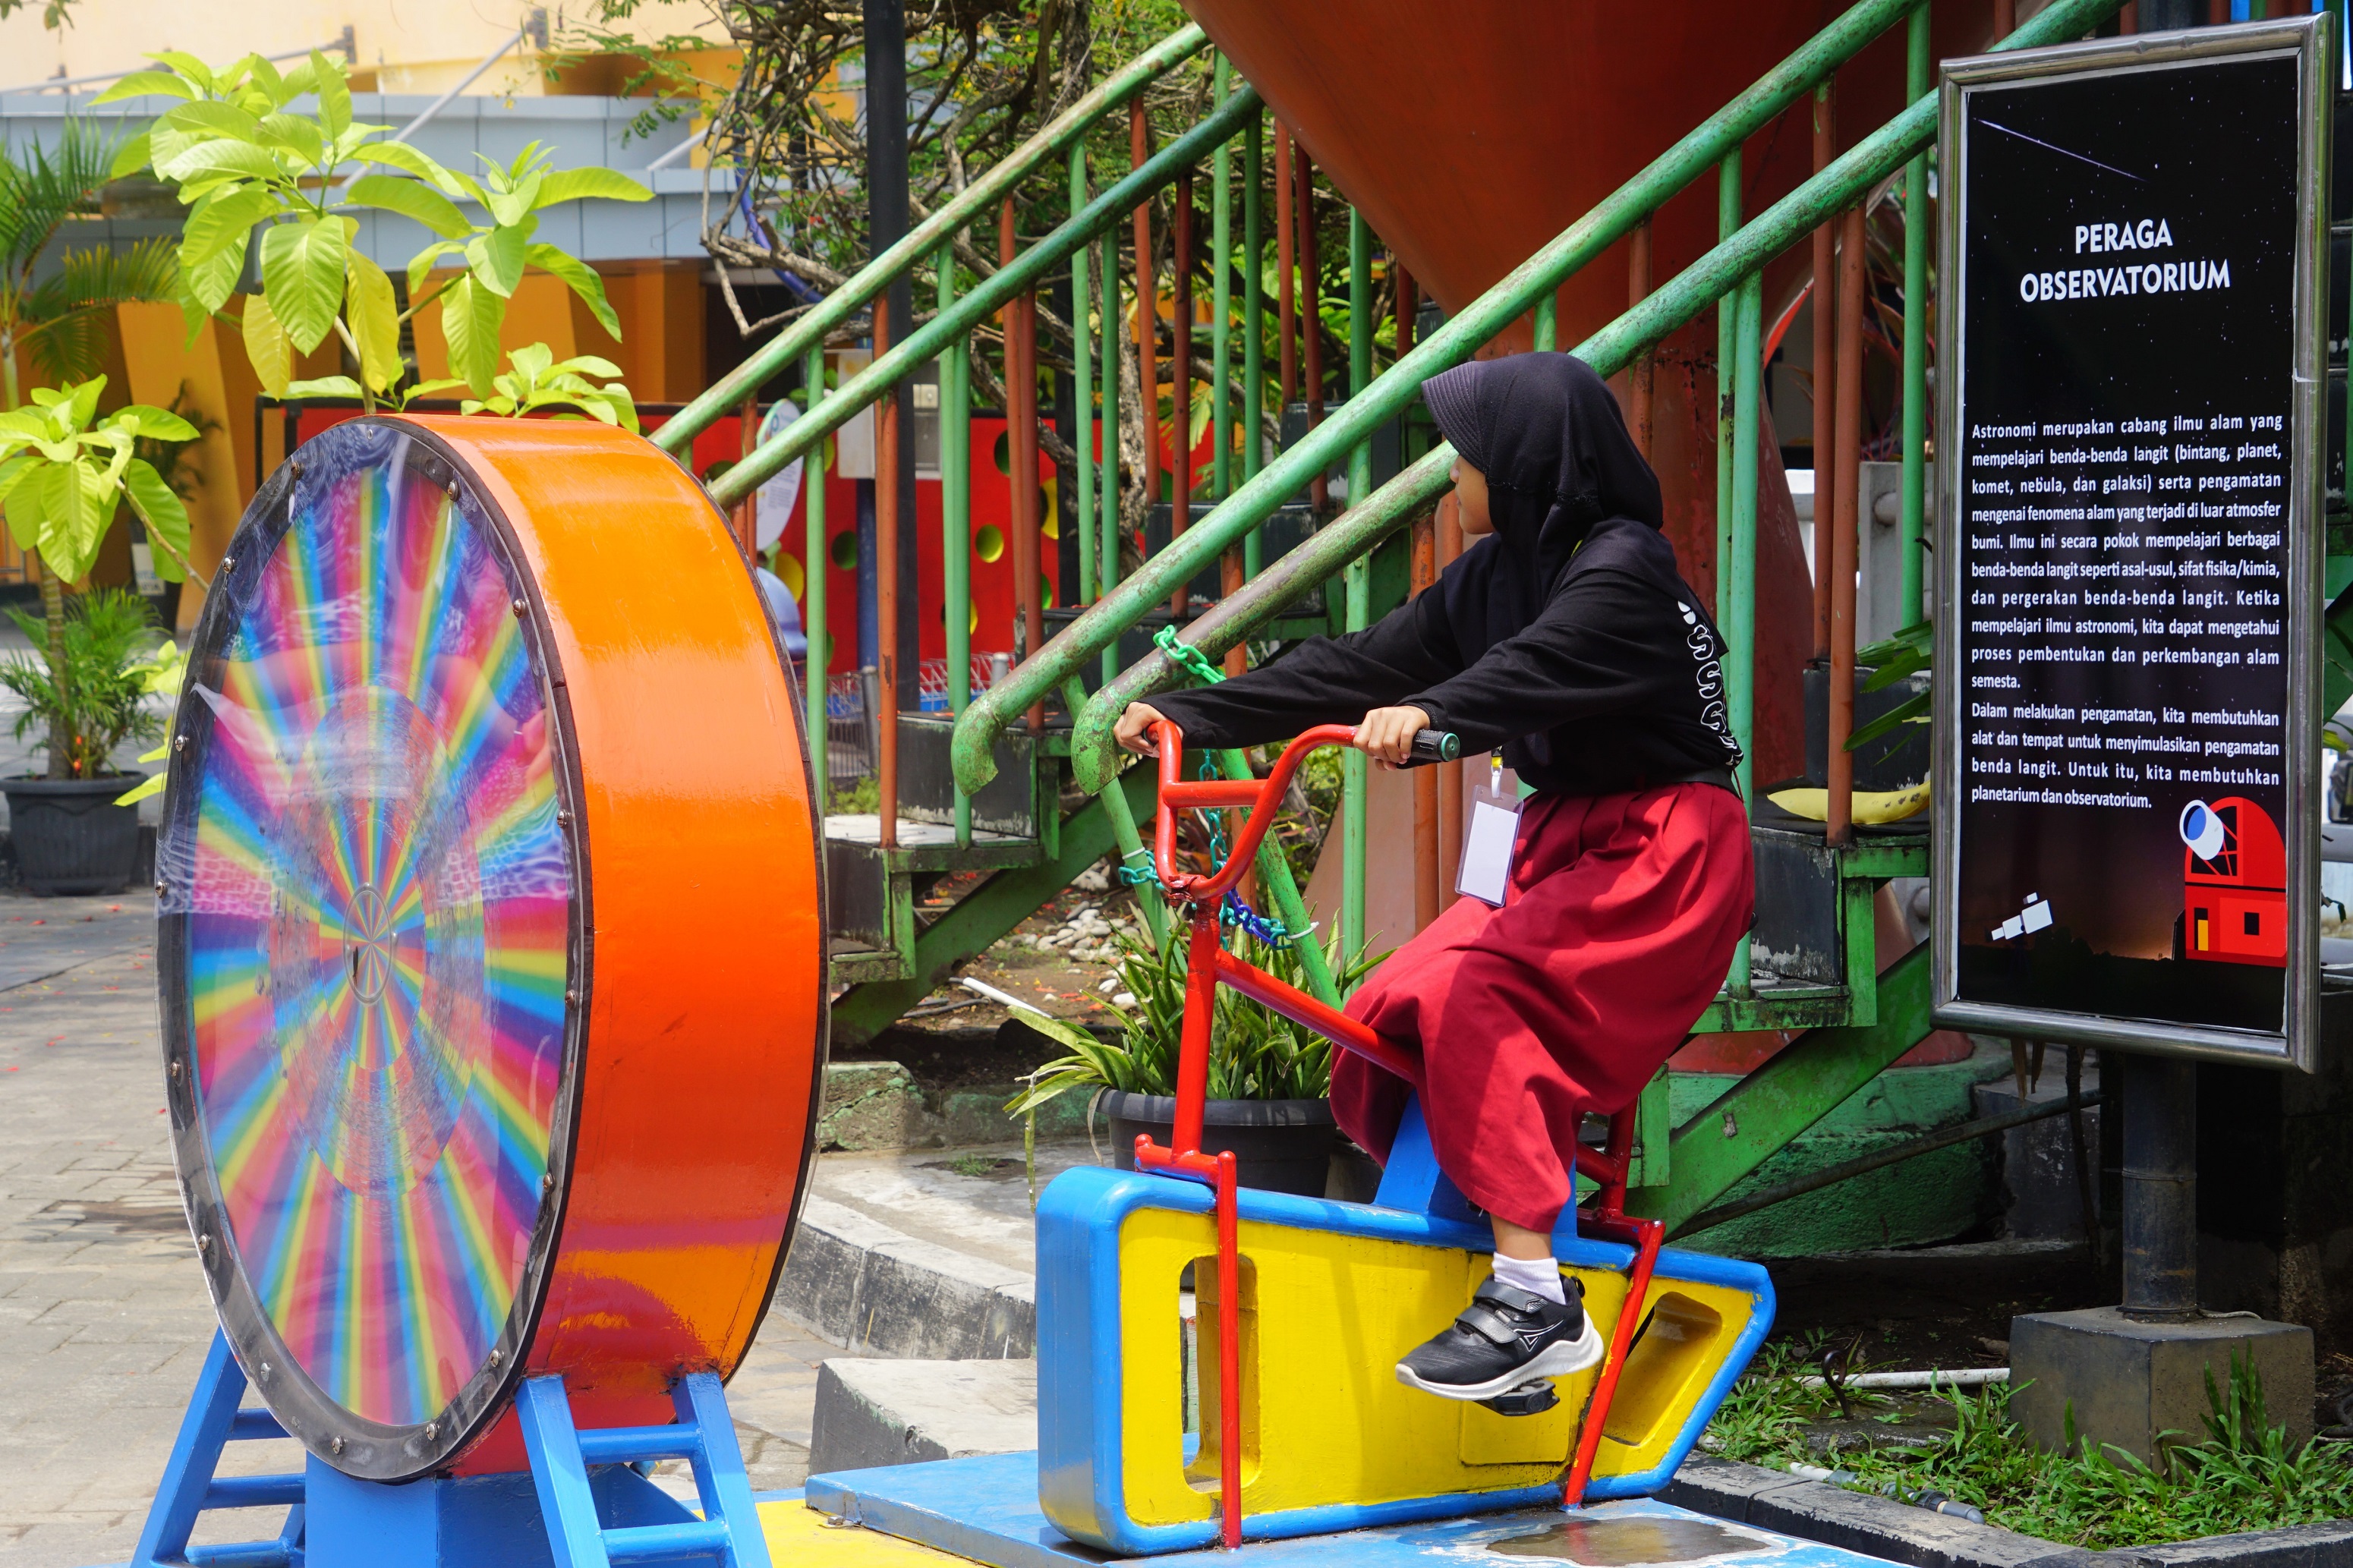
[1394,1274,1604,1401]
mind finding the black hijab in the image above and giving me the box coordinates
[1143,351,1735,792]
[1421,352,1664,596]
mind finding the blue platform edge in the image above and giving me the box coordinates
[805,1452,1895,1568]
[1031,1163,1775,1555]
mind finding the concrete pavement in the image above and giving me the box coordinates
[0,893,833,1566]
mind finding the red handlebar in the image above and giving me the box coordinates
[1150,721,1357,902]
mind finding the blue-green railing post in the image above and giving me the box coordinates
[804,342,830,813]
[1212,57,1234,505]
[1100,228,1123,690]
[1343,207,1374,969]
[1242,110,1265,574]
[1728,272,1762,996]
[1534,293,1557,352]
[1072,147,1096,608]
[1715,153,1740,630]
[1899,0,1932,628]
[941,245,974,848]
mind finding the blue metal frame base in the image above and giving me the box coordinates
[124,1331,771,1568]
[803,1451,1904,1568]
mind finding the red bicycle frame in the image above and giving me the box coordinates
[1135,722,1664,1541]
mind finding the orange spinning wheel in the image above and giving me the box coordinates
[157,414,825,1480]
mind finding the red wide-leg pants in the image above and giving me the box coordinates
[1334,781,1753,1234]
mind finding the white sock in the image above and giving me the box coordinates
[1489,1252,1566,1305]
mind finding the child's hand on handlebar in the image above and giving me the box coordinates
[1114,701,1170,756]
[1354,706,1434,768]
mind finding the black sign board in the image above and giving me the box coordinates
[1932,19,2329,1068]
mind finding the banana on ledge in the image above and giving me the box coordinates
[1766,779,1929,824]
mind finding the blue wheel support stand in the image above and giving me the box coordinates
[129,1330,771,1568]
[516,1368,771,1568]
[131,1330,305,1568]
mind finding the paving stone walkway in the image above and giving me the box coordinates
[0,891,830,1567]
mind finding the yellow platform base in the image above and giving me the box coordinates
[758,1497,968,1563]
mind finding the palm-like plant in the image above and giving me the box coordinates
[0,119,177,411]
[0,119,179,780]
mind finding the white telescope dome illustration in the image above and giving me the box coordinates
[2181,799,2228,861]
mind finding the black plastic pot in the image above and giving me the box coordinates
[5,773,144,895]
[1102,1091,1337,1196]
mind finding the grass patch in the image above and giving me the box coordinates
[1707,1346,2353,1550]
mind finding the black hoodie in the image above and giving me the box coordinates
[1146,353,1740,798]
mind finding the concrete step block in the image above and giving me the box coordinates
[808,1359,1036,1478]
[773,1195,1035,1359]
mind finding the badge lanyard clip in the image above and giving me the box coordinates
[1456,754,1524,907]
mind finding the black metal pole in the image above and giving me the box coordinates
[2118,1053,2198,1321]
[864,0,920,713]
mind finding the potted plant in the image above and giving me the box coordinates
[1007,924,1380,1195]
[0,379,196,893]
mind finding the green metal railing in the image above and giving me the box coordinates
[947,0,2125,978]
[699,84,1258,509]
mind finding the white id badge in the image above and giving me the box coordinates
[1455,757,1524,908]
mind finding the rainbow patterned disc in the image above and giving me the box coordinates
[160,418,579,1477]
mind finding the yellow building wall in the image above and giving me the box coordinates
[600,261,706,405]
[0,2,726,95]
[115,302,247,631]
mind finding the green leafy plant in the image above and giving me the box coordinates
[99,49,651,403]
[827,775,881,815]
[1847,619,1931,751]
[0,118,178,411]
[129,382,219,505]
[1007,922,1381,1115]
[113,634,187,805]
[0,587,170,781]
[414,342,639,432]
[0,379,197,586]
[0,378,196,777]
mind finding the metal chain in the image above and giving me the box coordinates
[1115,628,1292,947]
[1153,624,1227,686]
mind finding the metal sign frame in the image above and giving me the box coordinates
[1931,17,2331,1069]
